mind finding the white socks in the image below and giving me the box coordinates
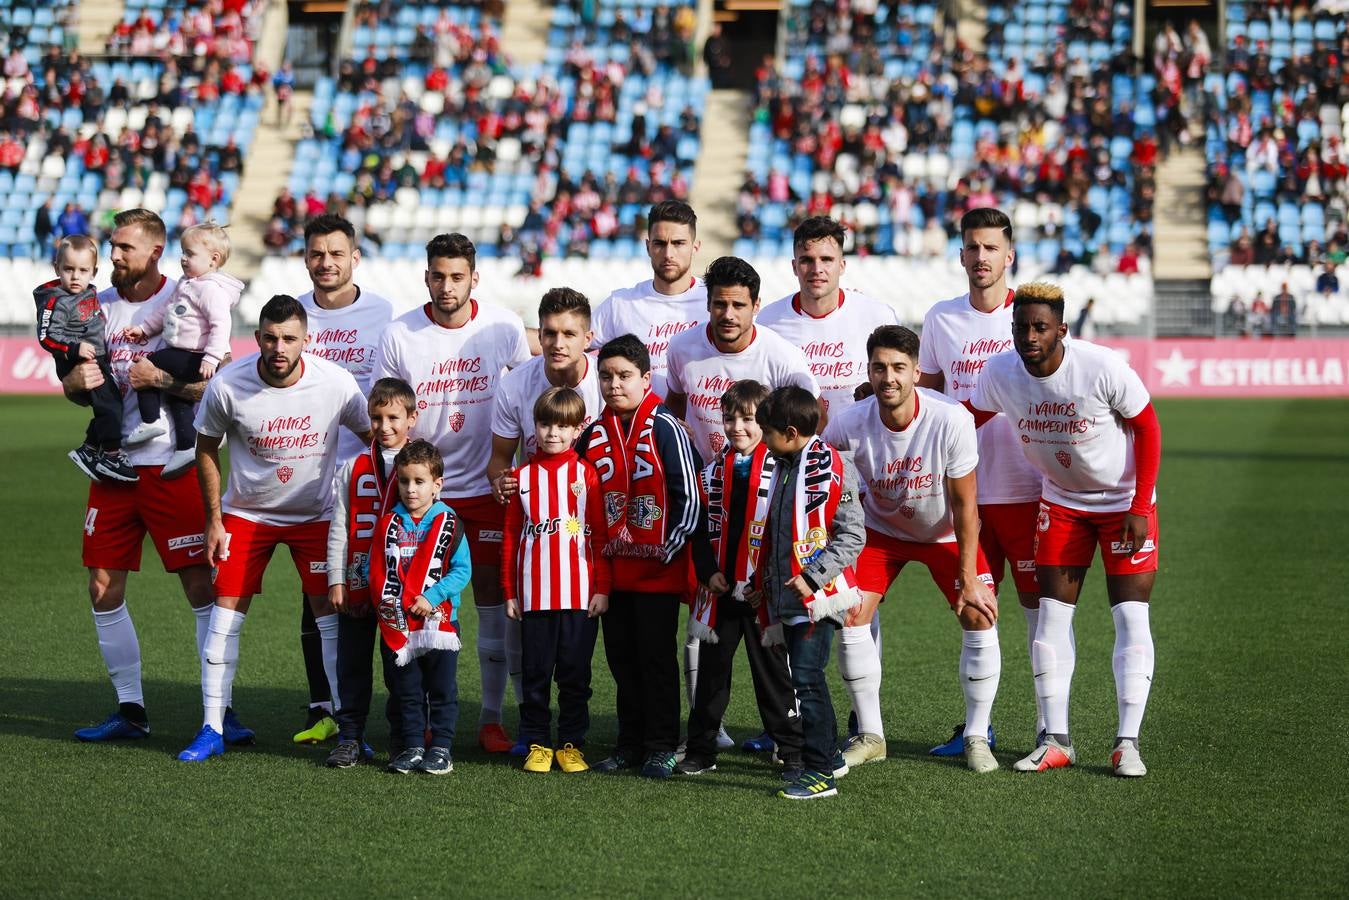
[1021,604,1046,735]
[1111,601,1155,741]
[683,634,700,707]
[93,603,143,706]
[477,603,507,725]
[1032,598,1077,737]
[506,614,523,705]
[202,607,244,733]
[193,604,212,658]
[315,613,341,714]
[960,627,1001,741]
[870,613,882,657]
[838,624,884,738]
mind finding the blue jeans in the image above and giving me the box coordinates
[783,619,838,775]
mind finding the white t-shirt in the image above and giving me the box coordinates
[972,340,1151,513]
[375,300,532,498]
[918,291,1043,505]
[823,390,978,543]
[591,276,707,399]
[195,353,369,525]
[666,324,819,461]
[490,353,603,458]
[758,289,899,416]
[298,288,395,462]
[99,277,181,467]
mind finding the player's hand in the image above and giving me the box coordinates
[128,357,162,391]
[409,595,435,617]
[1120,513,1149,554]
[505,597,521,620]
[744,587,763,608]
[785,575,813,600]
[199,359,217,379]
[124,326,145,342]
[706,572,730,595]
[62,359,104,393]
[77,341,96,360]
[588,593,609,617]
[954,576,999,624]
[853,381,874,401]
[205,519,229,567]
[328,584,348,614]
[492,471,519,504]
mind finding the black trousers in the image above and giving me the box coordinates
[55,354,123,450]
[334,610,401,744]
[519,609,599,747]
[685,600,803,766]
[602,591,681,754]
[381,643,459,751]
[138,346,204,451]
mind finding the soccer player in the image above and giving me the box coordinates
[969,283,1161,778]
[757,215,900,416]
[822,325,1001,774]
[917,206,1047,755]
[374,232,534,754]
[177,294,371,762]
[291,213,396,744]
[590,199,707,399]
[62,209,250,745]
[576,335,702,779]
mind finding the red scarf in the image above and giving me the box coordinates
[345,443,397,606]
[689,444,775,643]
[370,506,464,665]
[584,391,668,559]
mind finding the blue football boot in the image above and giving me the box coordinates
[177,725,225,762]
[222,708,256,746]
[75,712,150,742]
[929,723,997,757]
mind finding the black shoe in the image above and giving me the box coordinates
[591,749,641,773]
[418,747,453,775]
[387,746,425,774]
[674,755,717,775]
[94,449,139,483]
[68,445,103,482]
[326,739,362,768]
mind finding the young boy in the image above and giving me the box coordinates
[576,334,703,779]
[323,377,417,768]
[677,380,805,777]
[502,387,611,774]
[36,235,137,483]
[369,439,472,775]
[753,385,866,799]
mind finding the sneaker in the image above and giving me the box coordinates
[478,722,514,754]
[842,732,887,768]
[555,743,589,773]
[778,770,838,800]
[419,747,454,775]
[94,449,139,483]
[930,722,998,757]
[832,749,851,779]
[124,421,168,447]
[639,751,677,779]
[222,708,255,746]
[740,731,776,753]
[160,448,196,481]
[1110,739,1147,778]
[715,726,735,751]
[674,755,717,775]
[68,445,103,482]
[293,709,338,744]
[387,746,425,774]
[361,741,375,761]
[74,712,149,742]
[177,725,225,762]
[1013,735,1077,773]
[509,737,530,757]
[326,739,363,768]
[964,735,999,774]
[779,765,804,783]
[591,750,640,773]
[523,745,555,773]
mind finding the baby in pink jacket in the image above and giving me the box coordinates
[124,221,243,478]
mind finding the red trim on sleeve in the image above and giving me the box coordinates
[960,398,997,428]
[1125,403,1161,515]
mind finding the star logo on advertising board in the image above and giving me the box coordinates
[1154,349,1198,387]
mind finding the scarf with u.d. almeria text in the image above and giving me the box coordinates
[585,390,668,559]
[689,444,775,643]
[345,443,397,606]
[761,435,861,642]
[370,506,463,665]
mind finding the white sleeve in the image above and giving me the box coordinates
[489,374,521,440]
[1104,354,1150,419]
[339,372,369,435]
[917,309,941,374]
[589,298,612,349]
[193,375,230,437]
[969,361,1002,413]
[779,345,820,394]
[509,319,533,367]
[945,410,979,479]
[373,328,400,381]
[327,459,353,587]
[821,412,852,452]
[665,342,687,394]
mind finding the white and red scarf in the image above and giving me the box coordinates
[583,390,668,560]
[370,506,464,665]
[345,443,397,606]
[689,443,775,643]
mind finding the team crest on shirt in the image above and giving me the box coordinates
[571,479,584,497]
[629,495,663,529]
[1055,450,1071,468]
[449,411,465,432]
[278,465,294,483]
[899,504,916,519]
[709,432,725,455]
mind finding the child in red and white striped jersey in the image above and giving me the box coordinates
[503,387,612,773]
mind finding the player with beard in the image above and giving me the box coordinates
[822,325,1001,774]
[178,295,371,761]
[375,233,534,754]
[968,283,1161,778]
[290,214,396,746]
[62,209,256,746]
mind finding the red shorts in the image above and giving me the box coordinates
[448,493,505,567]
[979,501,1039,594]
[83,466,208,573]
[855,528,994,607]
[212,515,330,597]
[1034,500,1160,575]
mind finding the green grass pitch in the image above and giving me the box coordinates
[1,396,1346,897]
